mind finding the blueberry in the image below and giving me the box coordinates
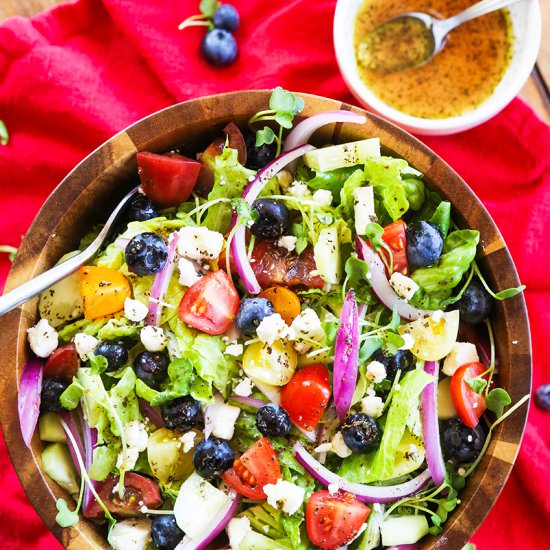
[125,232,167,276]
[256,403,292,437]
[441,418,486,463]
[193,437,234,480]
[95,342,128,372]
[125,193,159,222]
[201,29,238,67]
[406,221,443,267]
[245,131,276,170]
[212,4,240,31]
[162,396,203,431]
[151,515,185,550]
[40,379,69,413]
[341,413,382,454]
[457,280,493,324]
[235,297,275,336]
[134,351,169,389]
[535,384,550,411]
[250,199,290,241]
[372,349,416,381]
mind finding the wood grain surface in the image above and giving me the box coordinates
[0,0,548,124]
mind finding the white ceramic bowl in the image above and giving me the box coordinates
[334,0,542,135]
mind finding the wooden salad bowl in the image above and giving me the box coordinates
[0,91,531,549]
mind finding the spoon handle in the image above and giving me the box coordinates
[443,0,522,33]
[0,186,139,318]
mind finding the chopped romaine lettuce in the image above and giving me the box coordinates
[339,169,365,218]
[339,368,432,482]
[58,317,109,343]
[428,201,451,239]
[89,445,119,481]
[97,317,141,341]
[136,358,194,406]
[410,229,479,309]
[297,165,358,200]
[95,243,124,270]
[402,177,425,211]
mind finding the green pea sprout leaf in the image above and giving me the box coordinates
[0,245,17,262]
[486,387,512,418]
[255,126,276,147]
[473,262,526,301]
[55,498,80,527]
[269,87,305,121]
[465,377,487,395]
[231,198,258,226]
[199,0,220,18]
[364,222,385,251]
[0,120,8,146]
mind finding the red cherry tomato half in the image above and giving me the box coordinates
[378,220,408,275]
[306,491,371,550]
[450,361,487,428]
[281,364,331,431]
[84,473,162,519]
[222,437,282,499]
[251,242,324,290]
[43,343,79,381]
[178,270,240,335]
[137,151,201,207]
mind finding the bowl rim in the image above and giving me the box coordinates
[0,90,532,549]
[333,0,542,135]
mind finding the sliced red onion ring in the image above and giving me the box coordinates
[421,361,446,486]
[231,395,317,442]
[60,412,85,473]
[231,144,315,294]
[333,290,359,421]
[138,398,166,428]
[387,545,420,550]
[18,358,44,448]
[283,111,367,151]
[80,411,99,513]
[178,490,239,550]
[146,231,180,326]
[356,237,429,321]
[293,442,431,503]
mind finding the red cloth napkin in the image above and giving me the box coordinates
[0,0,549,548]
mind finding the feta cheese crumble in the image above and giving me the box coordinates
[353,186,376,235]
[27,319,58,358]
[180,431,196,453]
[140,326,167,352]
[178,257,202,287]
[290,308,324,353]
[227,517,252,550]
[124,421,149,452]
[177,226,224,261]
[225,343,244,357]
[361,394,384,418]
[74,333,99,361]
[389,272,419,301]
[108,518,152,550]
[331,431,352,458]
[312,189,333,207]
[256,313,291,345]
[287,181,310,198]
[205,397,241,440]
[263,479,305,515]
[399,333,415,350]
[366,360,386,384]
[117,447,140,471]
[233,377,254,397]
[328,482,340,495]
[442,342,479,376]
[124,298,149,322]
[277,235,297,252]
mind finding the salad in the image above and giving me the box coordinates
[18,89,527,550]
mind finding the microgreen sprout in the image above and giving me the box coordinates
[178,0,220,30]
[0,245,17,262]
[248,87,304,156]
[0,120,8,146]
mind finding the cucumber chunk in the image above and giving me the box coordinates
[304,138,381,172]
[239,530,293,550]
[41,442,79,494]
[38,412,66,443]
[314,227,341,285]
[380,514,429,546]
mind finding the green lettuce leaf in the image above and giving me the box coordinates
[339,169,366,218]
[58,317,109,343]
[298,165,358,200]
[95,244,124,270]
[97,317,141,341]
[89,445,119,481]
[410,229,479,309]
[429,201,451,239]
[339,368,432,482]
[402,177,425,211]
[203,147,255,233]
[108,367,141,435]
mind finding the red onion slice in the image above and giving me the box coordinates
[421,361,446,486]
[333,290,359,421]
[231,144,315,294]
[356,237,428,321]
[18,358,44,448]
[146,231,180,326]
[388,545,420,550]
[178,490,239,550]
[60,412,85,473]
[283,111,367,151]
[80,412,99,512]
[293,442,431,503]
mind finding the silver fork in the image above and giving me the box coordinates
[0,186,140,317]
